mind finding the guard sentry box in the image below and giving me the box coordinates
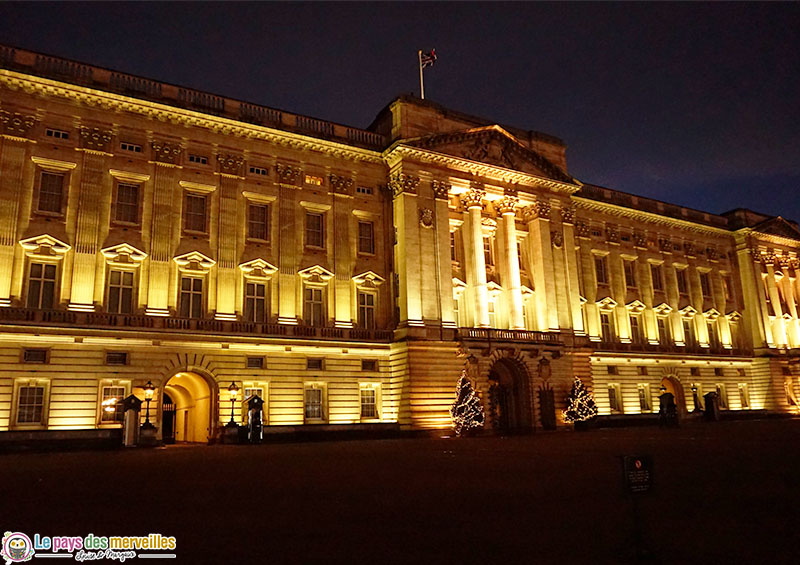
[245,394,264,444]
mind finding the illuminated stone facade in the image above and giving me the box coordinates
[0,45,798,442]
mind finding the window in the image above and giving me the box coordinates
[651,264,663,291]
[120,142,142,153]
[624,260,637,288]
[248,204,270,241]
[595,256,608,285]
[657,317,671,345]
[738,383,750,409]
[246,357,264,369]
[304,386,324,420]
[629,315,643,344]
[37,171,65,213]
[356,186,373,195]
[249,166,268,176]
[245,387,263,399]
[188,154,208,165]
[16,386,46,425]
[730,322,741,349]
[105,352,128,366]
[307,358,323,370]
[638,366,648,376]
[450,232,457,261]
[184,193,207,233]
[683,319,696,348]
[361,359,377,371]
[27,263,57,309]
[600,312,615,342]
[637,384,652,412]
[179,277,204,318]
[483,237,493,266]
[303,286,325,326]
[676,269,688,294]
[45,128,69,140]
[100,386,125,423]
[244,281,268,323]
[690,367,700,377]
[360,387,377,419]
[115,183,139,224]
[305,174,323,186]
[23,348,48,363]
[607,384,621,413]
[305,212,324,248]
[700,272,711,298]
[108,270,135,314]
[357,291,376,329]
[716,384,729,409]
[358,221,375,254]
[708,320,720,348]
[607,365,619,375]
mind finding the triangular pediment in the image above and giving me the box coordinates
[704,308,721,320]
[239,258,278,279]
[597,296,617,310]
[352,270,385,287]
[19,234,70,257]
[753,216,800,241]
[653,302,673,316]
[626,299,646,313]
[173,251,215,271]
[405,126,573,183]
[298,264,334,282]
[101,243,147,264]
[680,305,698,318]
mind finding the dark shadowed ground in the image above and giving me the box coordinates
[2,419,799,564]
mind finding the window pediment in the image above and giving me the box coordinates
[352,271,385,288]
[19,234,70,259]
[626,300,646,313]
[298,264,334,283]
[597,296,617,311]
[487,281,503,297]
[173,251,215,272]
[704,308,721,320]
[239,258,278,280]
[101,243,147,266]
[726,311,742,322]
[523,286,535,297]
[653,302,673,316]
[680,305,698,318]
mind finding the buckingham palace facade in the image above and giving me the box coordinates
[0,44,798,442]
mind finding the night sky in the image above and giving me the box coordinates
[2,2,798,221]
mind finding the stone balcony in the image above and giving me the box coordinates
[0,307,393,342]
[456,327,565,345]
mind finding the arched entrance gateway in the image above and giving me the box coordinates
[661,374,688,417]
[162,372,216,443]
[488,358,533,431]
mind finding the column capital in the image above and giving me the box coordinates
[460,188,485,209]
[389,172,420,198]
[496,196,519,215]
[432,179,451,200]
[522,199,551,222]
[560,203,576,224]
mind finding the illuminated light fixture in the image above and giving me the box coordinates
[142,380,156,430]
[145,307,170,317]
[227,382,240,427]
[67,302,95,312]
[0,298,10,307]
[214,312,237,321]
[277,317,299,325]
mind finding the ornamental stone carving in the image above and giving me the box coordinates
[276,163,302,184]
[432,179,451,200]
[79,127,113,152]
[151,140,182,164]
[217,153,244,176]
[0,109,36,137]
[329,173,354,196]
[460,188,485,209]
[389,173,420,198]
[633,231,647,248]
[658,237,672,252]
[605,224,619,244]
[683,242,696,256]
[575,221,591,239]
[504,185,518,198]
[560,204,576,225]
[522,199,551,222]
[419,208,434,228]
[495,196,518,215]
[551,230,563,248]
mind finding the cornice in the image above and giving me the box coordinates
[572,196,732,237]
[738,227,800,248]
[383,144,581,195]
[0,69,383,165]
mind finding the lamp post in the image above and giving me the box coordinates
[142,380,156,430]
[227,382,239,427]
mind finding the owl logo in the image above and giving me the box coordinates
[1,532,34,564]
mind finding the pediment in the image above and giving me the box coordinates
[726,311,742,322]
[597,296,617,310]
[487,281,503,296]
[753,216,800,241]
[101,243,147,265]
[352,270,385,287]
[19,234,70,258]
[405,126,573,183]
[680,305,698,318]
[239,258,278,279]
[626,299,646,313]
[704,308,721,320]
[173,251,215,271]
[298,264,334,282]
[653,302,673,316]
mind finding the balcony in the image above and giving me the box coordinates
[0,308,392,342]
[456,327,563,344]
[594,340,750,357]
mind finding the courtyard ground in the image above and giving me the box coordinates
[1,419,798,564]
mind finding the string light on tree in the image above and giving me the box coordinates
[562,376,598,423]
[450,369,485,436]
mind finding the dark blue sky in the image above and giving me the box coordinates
[2,2,798,220]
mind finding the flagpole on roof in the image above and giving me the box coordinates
[418,50,425,100]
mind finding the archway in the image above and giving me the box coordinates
[660,375,687,417]
[488,358,533,431]
[163,372,214,443]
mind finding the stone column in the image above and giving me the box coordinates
[433,180,455,328]
[496,195,523,329]
[765,260,787,346]
[461,185,489,328]
[736,241,770,348]
[331,173,354,327]
[561,204,584,335]
[276,164,302,324]
[214,154,244,320]
[391,173,423,327]
[524,199,557,331]
[0,111,36,305]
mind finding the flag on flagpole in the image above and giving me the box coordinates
[420,49,437,68]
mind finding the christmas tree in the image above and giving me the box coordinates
[450,369,485,436]
[562,376,598,423]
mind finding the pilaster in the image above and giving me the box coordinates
[524,199,557,331]
[214,154,244,320]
